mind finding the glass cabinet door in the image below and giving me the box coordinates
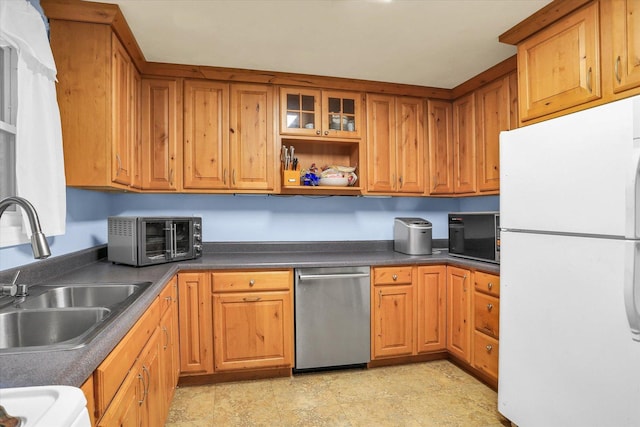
[280,88,321,136]
[322,91,362,138]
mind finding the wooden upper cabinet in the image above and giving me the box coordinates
[230,84,275,190]
[517,1,601,121]
[366,94,424,194]
[452,93,476,194]
[111,34,135,187]
[476,75,512,193]
[366,94,396,192]
[609,0,640,93]
[183,80,230,190]
[427,99,454,194]
[49,20,139,190]
[280,87,362,139]
[141,77,182,191]
[396,97,425,193]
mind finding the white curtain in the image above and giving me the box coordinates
[0,0,66,238]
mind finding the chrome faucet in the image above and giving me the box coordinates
[0,196,51,259]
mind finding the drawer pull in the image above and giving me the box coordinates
[487,303,493,311]
[164,296,172,302]
[243,297,261,302]
[392,274,398,281]
[249,279,255,287]
[486,344,493,352]
[615,56,622,83]
[487,282,493,290]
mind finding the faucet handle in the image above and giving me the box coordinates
[1,270,20,297]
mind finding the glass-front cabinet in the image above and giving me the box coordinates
[280,87,362,139]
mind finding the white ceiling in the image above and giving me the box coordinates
[102,0,552,89]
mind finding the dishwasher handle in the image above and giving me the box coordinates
[297,273,370,281]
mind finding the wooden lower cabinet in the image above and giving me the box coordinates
[96,366,140,427]
[80,376,96,427]
[159,277,179,415]
[372,284,414,358]
[177,272,214,375]
[177,269,294,377]
[472,271,501,385]
[372,265,446,360]
[416,266,447,353]
[213,290,293,371]
[446,266,472,363]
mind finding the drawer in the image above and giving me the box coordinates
[373,266,412,285]
[473,331,499,380]
[474,292,500,339]
[474,271,500,297]
[159,277,177,314]
[211,270,292,292]
[94,298,160,420]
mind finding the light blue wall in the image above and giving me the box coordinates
[0,189,499,271]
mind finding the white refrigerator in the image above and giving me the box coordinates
[498,95,640,427]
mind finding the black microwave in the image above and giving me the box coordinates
[448,212,500,264]
[108,216,202,266]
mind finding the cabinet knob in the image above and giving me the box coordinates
[486,345,493,352]
[487,282,493,290]
[324,130,329,136]
[487,303,493,311]
[392,274,398,281]
[316,130,321,136]
[249,279,255,287]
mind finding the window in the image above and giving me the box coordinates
[0,43,21,245]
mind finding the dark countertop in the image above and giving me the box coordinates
[0,241,499,389]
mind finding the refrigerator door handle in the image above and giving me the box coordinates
[626,139,640,238]
[624,241,640,342]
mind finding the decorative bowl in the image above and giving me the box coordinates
[319,177,349,187]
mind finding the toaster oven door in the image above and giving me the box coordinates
[140,219,173,265]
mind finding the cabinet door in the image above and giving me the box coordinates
[141,77,181,190]
[396,97,425,193]
[416,266,446,353]
[131,70,142,189]
[518,2,600,121]
[97,370,140,427]
[476,76,511,193]
[427,100,453,194]
[229,84,275,190]
[183,80,230,189]
[279,87,321,136]
[177,272,213,375]
[160,302,177,415]
[213,291,293,371]
[321,91,362,139]
[366,94,396,192]
[372,285,414,359]
[452,93,476,194]
[139,329,163,427]
[610,0,640,93]
[111,33,134,186]
[446,266,471,363]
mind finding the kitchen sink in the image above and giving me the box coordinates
[0,308,110,350]
[18,283,151,309]
[0,281,153,353]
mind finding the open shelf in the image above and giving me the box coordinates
[279,185,362,196]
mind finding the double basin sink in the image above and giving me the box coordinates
[0,282,152,353]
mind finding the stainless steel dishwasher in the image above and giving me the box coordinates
[294,266,370,371]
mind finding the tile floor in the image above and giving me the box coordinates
[165,360,509,427]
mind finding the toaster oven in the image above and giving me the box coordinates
[108,216,202,266]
